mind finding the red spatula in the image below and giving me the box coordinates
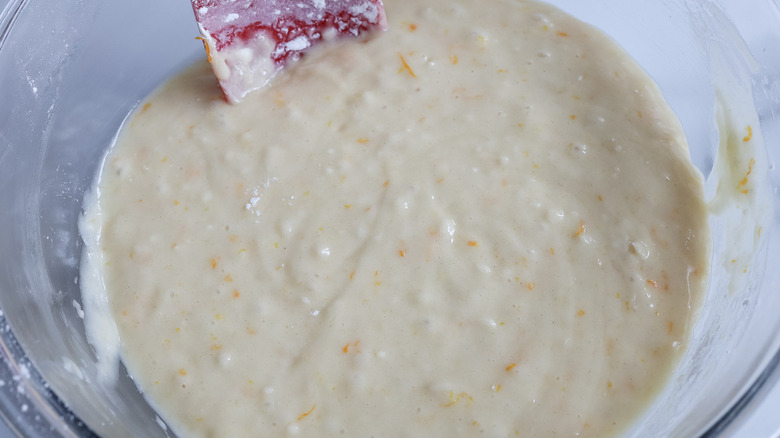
[191,0,387,103]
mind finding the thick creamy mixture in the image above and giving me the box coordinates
[81,0,710,436]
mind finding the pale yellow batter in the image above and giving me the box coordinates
[81,0,710,436]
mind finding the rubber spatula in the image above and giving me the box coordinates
[190,0,387,103]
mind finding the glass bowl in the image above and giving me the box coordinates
[0,0,778,436]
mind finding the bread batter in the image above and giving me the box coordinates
[80,0,710,436]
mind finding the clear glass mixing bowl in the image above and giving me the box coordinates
[0,0,778,436]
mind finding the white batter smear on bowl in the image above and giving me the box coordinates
[80,0,710,436]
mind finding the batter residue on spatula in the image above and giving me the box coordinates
[191,0,387,103]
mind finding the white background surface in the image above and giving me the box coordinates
[0,0,778,436]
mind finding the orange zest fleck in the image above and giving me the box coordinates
[232,290,240,299]
[573,221,586,237]
[576,309,586,317]
[357,137,369,144]
[647,279,658,288]
[738,157,755,194]
[345,204,352,209]
[505,363,517,371]
[570,114,576,120]
[196,36,213,63]
[743,125,753,142]
[398,53,417,77]
[467,241,479,247]
[442,391,473,407]
[224,273,233,282]
[179,368,187,376]
[526,282,536,291]
[399,249,405,257]
[210,258,218,269]
[449,55,459,65]
[342,340,361,353]
[408,23,417,32]
[273,91,286,107]
[142,102,152,112]
[297,405,316,421]
[557,31,569,37]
